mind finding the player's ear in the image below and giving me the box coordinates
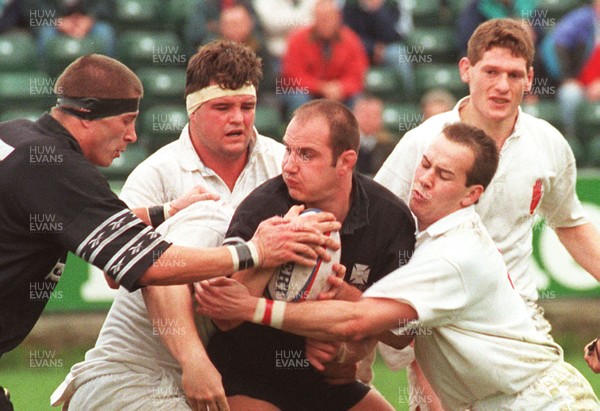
[337,149,357,172]
[458,57,471,83]
[461,184,484,207]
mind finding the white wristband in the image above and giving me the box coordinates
[163,202,172,219]
[246,241,260,268]
[227,245,240,272]
[270,300,286,329]
[253,298,267,324]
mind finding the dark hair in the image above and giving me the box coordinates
[55,54,143,98]
[293,99,359,165]
[442,122,499,189]
[467,18,534,69]
[185,40,262,96]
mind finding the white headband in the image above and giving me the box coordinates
[186,84,257,116]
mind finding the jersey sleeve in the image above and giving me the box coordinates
[374,130,424,204]
[120,159,169,208]
[538,141,588,228]
[364,255,468,328]
[17,146,171,291]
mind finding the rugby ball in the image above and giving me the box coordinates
[265,209,341,301]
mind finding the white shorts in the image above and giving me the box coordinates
[65,371,191,410]
[471,361,599,411]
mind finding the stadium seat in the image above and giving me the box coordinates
[382,102,421,136]
[44,35,107,76]
[136,67,186,108]
[405,27,459,64]
[255,105,285,140]
[0,32,37,72]
[415,64,468,99]
[140,105,188,153]
[166,0,198,31]
[99,143,149,180]
[117,30,185,71]
[0,71,55,112]
[364,67,405,102]
[536,0,583,21]
[575,102,600,143]
[521,100,563,132]
[113,0,163,30]
[0,109,45,122]
[410,0,444,26]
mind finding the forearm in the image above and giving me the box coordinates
[139,245,234,286]
[232,267,274,297]
[142,285,207,366]
[556,223,600,281]
[376,330,413,350]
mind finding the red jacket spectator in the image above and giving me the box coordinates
[282,25,368,100]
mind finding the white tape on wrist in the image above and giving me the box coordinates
[253,298,267,324]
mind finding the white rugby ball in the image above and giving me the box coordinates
[265,208,341,301]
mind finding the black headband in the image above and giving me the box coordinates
[56,96,140,120]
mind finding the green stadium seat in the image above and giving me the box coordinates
[113,0,163,30]
[166,0,198,31]
[140,105,188,153]
[0,71,55,112]
[411,0,444,26]
[382,102,422,136]
[521,100,563,132]
[0,109,45,122]
[536,0,583,21]
[255,105,285,140]
[0,32,37,72]
[575,102,600,143]
[406,27,459,64]
[415,64,468,99]
[117,30,185,71]
[99,143,149,180]
[136,67,186,108]
[44,35,107,76]
[365,67,405,102]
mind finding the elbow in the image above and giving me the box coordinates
[337,316,372,342]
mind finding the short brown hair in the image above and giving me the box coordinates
[442,123,498,189]
[55,54,143,98]
[467,19,534,69]
[185,40,262,96]
[293,99,359,165]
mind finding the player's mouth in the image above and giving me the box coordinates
[225,129,245,138]
[412,189,428,202]
[489,96,510,106]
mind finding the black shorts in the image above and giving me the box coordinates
[207,323,371,411]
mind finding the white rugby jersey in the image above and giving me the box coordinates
[120,124,285,209]
[375,97,588,302]
[364,207,563,410]
[51,201,233,407]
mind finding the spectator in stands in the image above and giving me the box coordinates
[343,0,414,98]
[281,0,369,117]
[0,0,22,33]
[541,0,600,136]
[35,0,116,58]
[420,88,456,121]
[218,5,276,96]
[353,95,396,177]
[252,0,316,68]
[184,0,258,56]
